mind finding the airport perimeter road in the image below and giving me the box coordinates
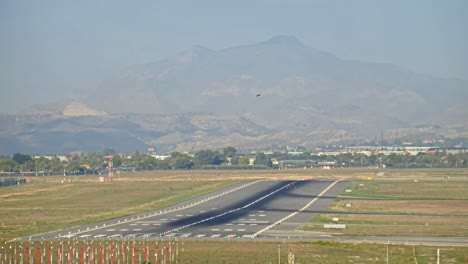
[25,179,345,240]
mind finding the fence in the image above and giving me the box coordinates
[0,178,27,188]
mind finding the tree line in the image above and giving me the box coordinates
[0,147,467,175]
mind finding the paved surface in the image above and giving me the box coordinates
[24,179,468,247]
[26,179,343,240]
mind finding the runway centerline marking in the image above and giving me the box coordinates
[253,179,341,238]
[47,180,261,239]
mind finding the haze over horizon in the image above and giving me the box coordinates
[1,0,467,113]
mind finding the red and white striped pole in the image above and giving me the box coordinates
[58,247,62,264]
[108,156,113,182]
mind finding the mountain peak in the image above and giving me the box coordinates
[262,35,303,46]
[176,45,213,64]
[62,101,107,116]
[190,45,212,55]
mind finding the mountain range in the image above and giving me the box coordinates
[1,36,467,154]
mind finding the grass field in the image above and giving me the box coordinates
[1,168,467,263]
[304,173,468,237]
[1,239,467,263]
[0,171,244,240]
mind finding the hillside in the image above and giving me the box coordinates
[86,35,467,135]
[1,36,467,154]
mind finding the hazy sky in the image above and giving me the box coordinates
[1,0,467,112]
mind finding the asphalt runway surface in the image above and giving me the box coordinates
[26,179,346,240]
[24,179,468,246]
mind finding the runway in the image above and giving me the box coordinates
[26,179,347,240]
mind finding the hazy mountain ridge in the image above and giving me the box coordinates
[1,36,467,154]
[0,111,276,154]
[1,107,466,154]
[86,35,467,127]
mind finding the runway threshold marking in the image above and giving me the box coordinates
[252,179,342,238]
[43,180,260,240]
[159,180,298,237]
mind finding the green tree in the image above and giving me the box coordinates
[101,148,117,156]
[172,156,194,169]
[253,152,272,167]
[34,157,51,173]
[223,147,237,158]
[385,153,402,168]
[83,153,105,172]
[12,153,32,165]
[194,150,226,168]
[0,157,17,173]
[166,152,193,169]
[238,156,250,166]
[49,157,64,174]
[127,150,147,169]
[230,156,240,165]
[112,154,123,167]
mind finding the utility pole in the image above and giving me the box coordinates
[278,245,281,264]
[386,245,389,264]
[380,130,384,150]
[437,248,440,264]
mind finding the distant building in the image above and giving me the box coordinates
[151,154,171,160]
[33,155,68,162]
[317,161,336,169]
[344,146,438,156]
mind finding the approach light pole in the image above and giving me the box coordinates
[107,155,113,182]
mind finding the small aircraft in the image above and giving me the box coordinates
[256,94,261,97]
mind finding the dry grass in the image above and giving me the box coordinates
[1,168,356,240]
[332,200,468,215]
[2,168,467,243]
[343,178,468,199]
[1,239,467,264]
[306,175,468,237]
[0,172,241,240]
[305,214,468,237]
